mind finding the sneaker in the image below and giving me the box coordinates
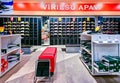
[0,1,9,11]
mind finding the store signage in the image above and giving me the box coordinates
[40,3,101,11]
[14,2,120,11]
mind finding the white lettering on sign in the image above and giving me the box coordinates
[51,3,56,10]
[95,3,103,10]
[40,2,47,10]
[40,2,102,11]
[84,5,89,10]
[65,4,69,10]
[59,5,64,10]
[60,2,65,10]
[51,3,59,10]
[78,5,101,10]
[89,5,95,10]
[79,5,83,10]
[94,5,101,10]
[71,5,76,10]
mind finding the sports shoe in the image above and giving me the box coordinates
[0,1,9,11]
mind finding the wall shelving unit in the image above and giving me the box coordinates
[0,16,120,45]
[49,17,95,45]
[98,16,120,34]
[0,34,21,77]
[0,16,42,45]
[81,34,120,75]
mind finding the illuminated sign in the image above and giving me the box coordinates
[14,2,120,11]
[40,3,101,11]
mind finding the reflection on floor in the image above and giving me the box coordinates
[95,75,120,83]
[5,45,96,83]
[0,55,31,83]
[4,45,120,83]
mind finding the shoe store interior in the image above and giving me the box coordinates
[0,0,120,83]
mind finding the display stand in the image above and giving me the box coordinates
[81,33,120,75]
[0,34,21,77]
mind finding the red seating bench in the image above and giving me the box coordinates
[38,47,57,75]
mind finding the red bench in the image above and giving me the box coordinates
[38,47,57,75]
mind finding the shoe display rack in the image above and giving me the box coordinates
[0,34,21,77]
[98,16,120,34]
[80,34,92,72]
[0,16,120,46]
[3,21,29,35]
[0,16,42,45]
[26,17,41,45]
[50,17,95,45]
[81,33,120,75]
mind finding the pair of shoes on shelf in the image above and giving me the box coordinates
[0,1,10,13]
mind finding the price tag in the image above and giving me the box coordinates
[18,17,21,21]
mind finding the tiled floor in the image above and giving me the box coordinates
[6,45,97,83]
[5,45,120,83]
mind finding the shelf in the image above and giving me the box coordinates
[93,67,109,74]
[81,34,91,37]
[50,17,95,45]
[81,58,92,72]
[81,47,91,55]
[1,47,20,57]
[93,41,119,44]
[0,61,20,76]
[93,67,120,75]
[0,34,21,38]
[91,34,120,75]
